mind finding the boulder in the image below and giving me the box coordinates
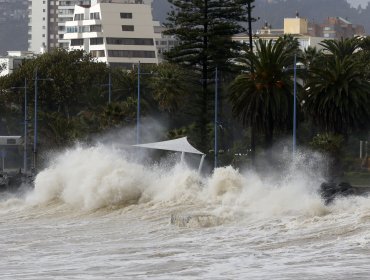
[320,181,366,204]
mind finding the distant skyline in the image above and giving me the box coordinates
[347,0,370,8]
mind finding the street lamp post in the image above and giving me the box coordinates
[136,61,155,145]
[108,71,112,104]
[23,78,27,174]
[137,61,141,144]
[33,68,53,172]
[98,71,112,104]
[10,78,28,174]
[247,0,256,165]
[214,67,219,169]
[293,54,297,157]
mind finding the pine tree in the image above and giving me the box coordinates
[164,0,249,151]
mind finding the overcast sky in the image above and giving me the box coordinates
[347,0,370,8]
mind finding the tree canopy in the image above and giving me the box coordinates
[164,0,248,151]
[229,38,299,147]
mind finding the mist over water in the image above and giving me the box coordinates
[1,140,370,279]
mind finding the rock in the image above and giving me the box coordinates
[320,181,365,204]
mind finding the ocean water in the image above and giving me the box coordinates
[1,145,370,279]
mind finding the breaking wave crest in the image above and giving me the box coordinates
[1,144,369,222]
[25,145,203,210]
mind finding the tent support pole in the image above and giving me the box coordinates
[198,155,206,174]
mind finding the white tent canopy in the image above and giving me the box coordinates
[133,137,205,172]
[133,137,204,155]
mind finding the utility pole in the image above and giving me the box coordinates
[136,62,155,145]
[24,78,27,174]
[33,68,38,171]
[214,67,218,169]
[11,78,28,174]
[247,0,256,165]
[99,70,112,104]
[293,54,297,157]
[108,71,112,104]
[33,68,53,172]
[137,61,141,144]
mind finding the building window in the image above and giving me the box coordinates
[59,9,74,15]
[106,37,154,45]
[120,13,132,19]
[71,39,84,46]
[59,17,71,23]
[90,25,102,32]
[107,50,156,58]
[66,26,78,33]
[90,37,104,45]
[59,1,74,5]
[74,13,84,21]
[59,42,69,48]
[122,25,134,31]
[90,12,100,20]
[90,50,105,57]
[109,63,135,70]
[78,26,90,33]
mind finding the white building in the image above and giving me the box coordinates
[0,51,36,77]
[64,0,159,68]
[153,22,178,62]
[28,0,49,53]
[58,1,92,49]
[232,16,326,52]
[28,0,91,53]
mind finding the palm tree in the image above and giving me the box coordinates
[304,55,370,136]
[320,37,361,60]
[229,38,298,148]
[304,38,370,180]
[302,46,322,70]
[148,63,192,113]
[112,68,138,101]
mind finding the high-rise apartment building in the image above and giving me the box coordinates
[28,0,91,53]
[64,0,159,68]
[28,0,153,58]
[58,1,91,49]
